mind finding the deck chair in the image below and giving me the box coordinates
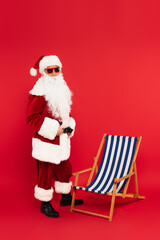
[70,134,145,222]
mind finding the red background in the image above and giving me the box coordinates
[0,0,160,239]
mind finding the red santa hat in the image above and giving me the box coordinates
[30,55,62,76]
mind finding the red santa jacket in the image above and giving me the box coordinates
[27,93,75,164]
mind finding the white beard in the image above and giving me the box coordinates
[43,73,72,128]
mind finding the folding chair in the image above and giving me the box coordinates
[70,134,145,222]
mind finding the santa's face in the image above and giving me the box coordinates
[44,65,60,77]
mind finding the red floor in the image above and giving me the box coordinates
[1,184,159,240]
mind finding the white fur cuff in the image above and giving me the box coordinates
[69,117,76,129]
[34,185,53,201]
[38,117,60,140]
[68,117,76,138]
[55,181,72,194]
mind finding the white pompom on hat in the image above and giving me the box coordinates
[30,55,62,76]
[30,67,38,76]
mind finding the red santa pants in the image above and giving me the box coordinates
[34,160,72,202]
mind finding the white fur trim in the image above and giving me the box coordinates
[29,77,44,96]
[30,68,37,76]
[59,134,71,159]
[32,134,71,164]
[38,117,60,140]
[34,185,53,201]
[55,181,72,194]
[39,55,62,75]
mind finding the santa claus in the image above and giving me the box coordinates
[27,55,83,218]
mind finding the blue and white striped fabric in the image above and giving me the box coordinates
[73,135,137,194]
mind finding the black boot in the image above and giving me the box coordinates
[41,201,59,218]
[60,193,84,206]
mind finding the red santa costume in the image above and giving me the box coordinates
[27,55,75,202]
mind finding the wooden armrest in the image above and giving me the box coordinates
[114,172,134,183]
[72,168,92,176]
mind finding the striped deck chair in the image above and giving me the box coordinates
[70,134,145,222]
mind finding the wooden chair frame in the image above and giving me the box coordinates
[70,133,145,222]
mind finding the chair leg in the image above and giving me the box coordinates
[109,183,117,222]
[70,189,76,213]
[71,173,79,213]
[133,162,139,197]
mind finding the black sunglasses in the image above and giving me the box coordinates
[46,67,60,74]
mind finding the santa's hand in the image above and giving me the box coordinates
[63,127,73,134]
[57,126,63,136]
